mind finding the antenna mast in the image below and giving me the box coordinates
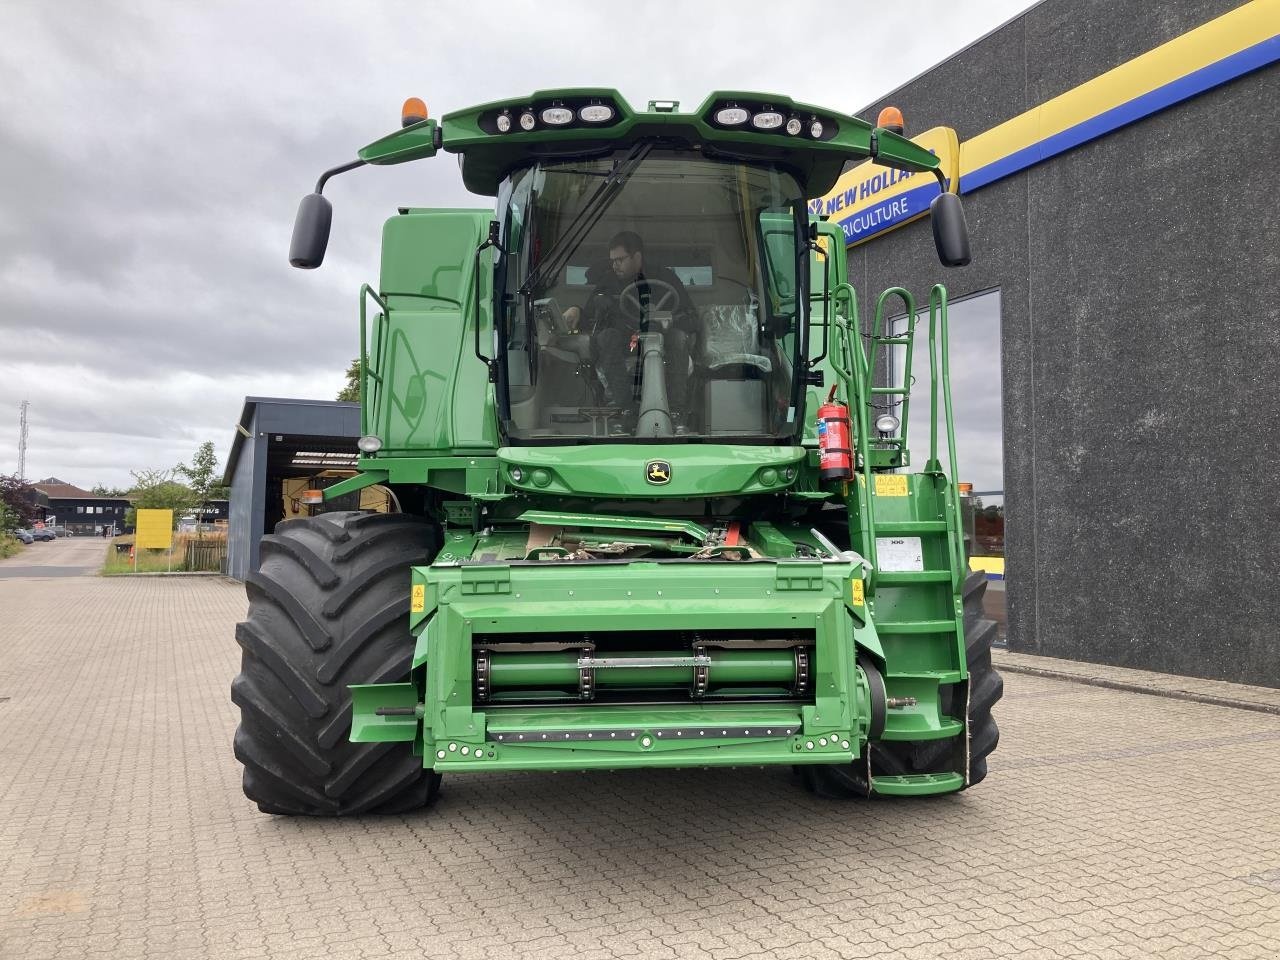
[17,400,29,480]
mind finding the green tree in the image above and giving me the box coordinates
[337,358,360,402]
[0,474,38,527]
[91,483,129,497]
[126,469,196,530]
[175,442,228,538]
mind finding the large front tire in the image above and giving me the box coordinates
[231,511,441,816]
[800,569,1003,798]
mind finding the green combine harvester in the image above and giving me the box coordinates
[231,90,1002,815]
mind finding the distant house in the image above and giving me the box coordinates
[31,478,132,536]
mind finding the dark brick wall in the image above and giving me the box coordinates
[850,0,1280,686]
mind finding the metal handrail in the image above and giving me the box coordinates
[828,283,883,590]
[869,287,919,463]
[927,285,966,593]
[830,282,862,376]
[830,282,965,596]
[359,284,389,438]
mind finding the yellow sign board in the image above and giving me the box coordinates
[135,509,174,549]
[851,579,865,606]
[411,584,426,613]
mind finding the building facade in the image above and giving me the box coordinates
[815,0,1279,685]
[32,479,131,535]
[222,398,363,581]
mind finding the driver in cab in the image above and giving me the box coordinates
[563,231,697,413]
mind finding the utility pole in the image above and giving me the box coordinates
[17,400,29,480]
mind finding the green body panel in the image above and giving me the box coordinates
[331,90,972,797]
[367,210,498,454]
[498,445,805,499]
[359,119,439,165]
[400,556,885,773]
[349,455,503,498]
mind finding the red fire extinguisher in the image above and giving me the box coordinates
[817,386,853,481]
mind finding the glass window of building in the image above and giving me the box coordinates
[888,289,1005,633]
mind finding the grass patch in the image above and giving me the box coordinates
[0,536,23,560]
[101,533,226,575]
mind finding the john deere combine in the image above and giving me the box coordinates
[231,91,1002,815]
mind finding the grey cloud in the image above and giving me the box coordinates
[0,0,1037,488]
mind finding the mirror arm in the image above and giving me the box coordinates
[315,159,368,195]
[285,158,370,270]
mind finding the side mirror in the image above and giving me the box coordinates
[930,192,971,268]
[289,193,333,269]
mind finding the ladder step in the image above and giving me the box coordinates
[876,570,952,584]
[875,521,948,534]
[870,387,909,395]
[874,619,957,634]
[872,337,912,345]
[880,715,965,740]
[871,772,964,796]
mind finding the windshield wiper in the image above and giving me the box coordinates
[518,142,654,297]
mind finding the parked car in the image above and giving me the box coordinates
[13,529,35,544]
[30,527,56,541]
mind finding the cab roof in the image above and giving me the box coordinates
[418,89,932,197]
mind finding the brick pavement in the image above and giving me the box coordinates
[2,561,1279,959]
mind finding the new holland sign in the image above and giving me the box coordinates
[810,126,960,247]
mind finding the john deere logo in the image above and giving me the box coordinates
[646,460,671,485]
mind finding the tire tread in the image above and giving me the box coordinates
[231,511,440,816]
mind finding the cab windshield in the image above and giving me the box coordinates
[497,148,808,443]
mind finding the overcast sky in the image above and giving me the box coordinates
[0,0,1035,490]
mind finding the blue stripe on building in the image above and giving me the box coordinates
[960,35,1280,193]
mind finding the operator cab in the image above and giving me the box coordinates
[496,147,808,444]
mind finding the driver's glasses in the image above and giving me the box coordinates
[609,253,633,267]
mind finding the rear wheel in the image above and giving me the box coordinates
[231,511,441,815]
[800,570,1002,798]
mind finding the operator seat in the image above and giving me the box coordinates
[698,300,770,434]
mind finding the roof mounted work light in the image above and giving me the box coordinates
[578,103,614,123]
[713,105,750,126]
[540,106,574,126]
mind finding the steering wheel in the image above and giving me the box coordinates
[618,279,682,323]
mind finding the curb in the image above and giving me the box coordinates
[995,660,1280,717]
[99,571,224,579]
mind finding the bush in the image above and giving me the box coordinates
[0,500,18,536]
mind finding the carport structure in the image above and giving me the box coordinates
[223,397,360,581]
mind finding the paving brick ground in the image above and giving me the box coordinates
[2,540,1279,959]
